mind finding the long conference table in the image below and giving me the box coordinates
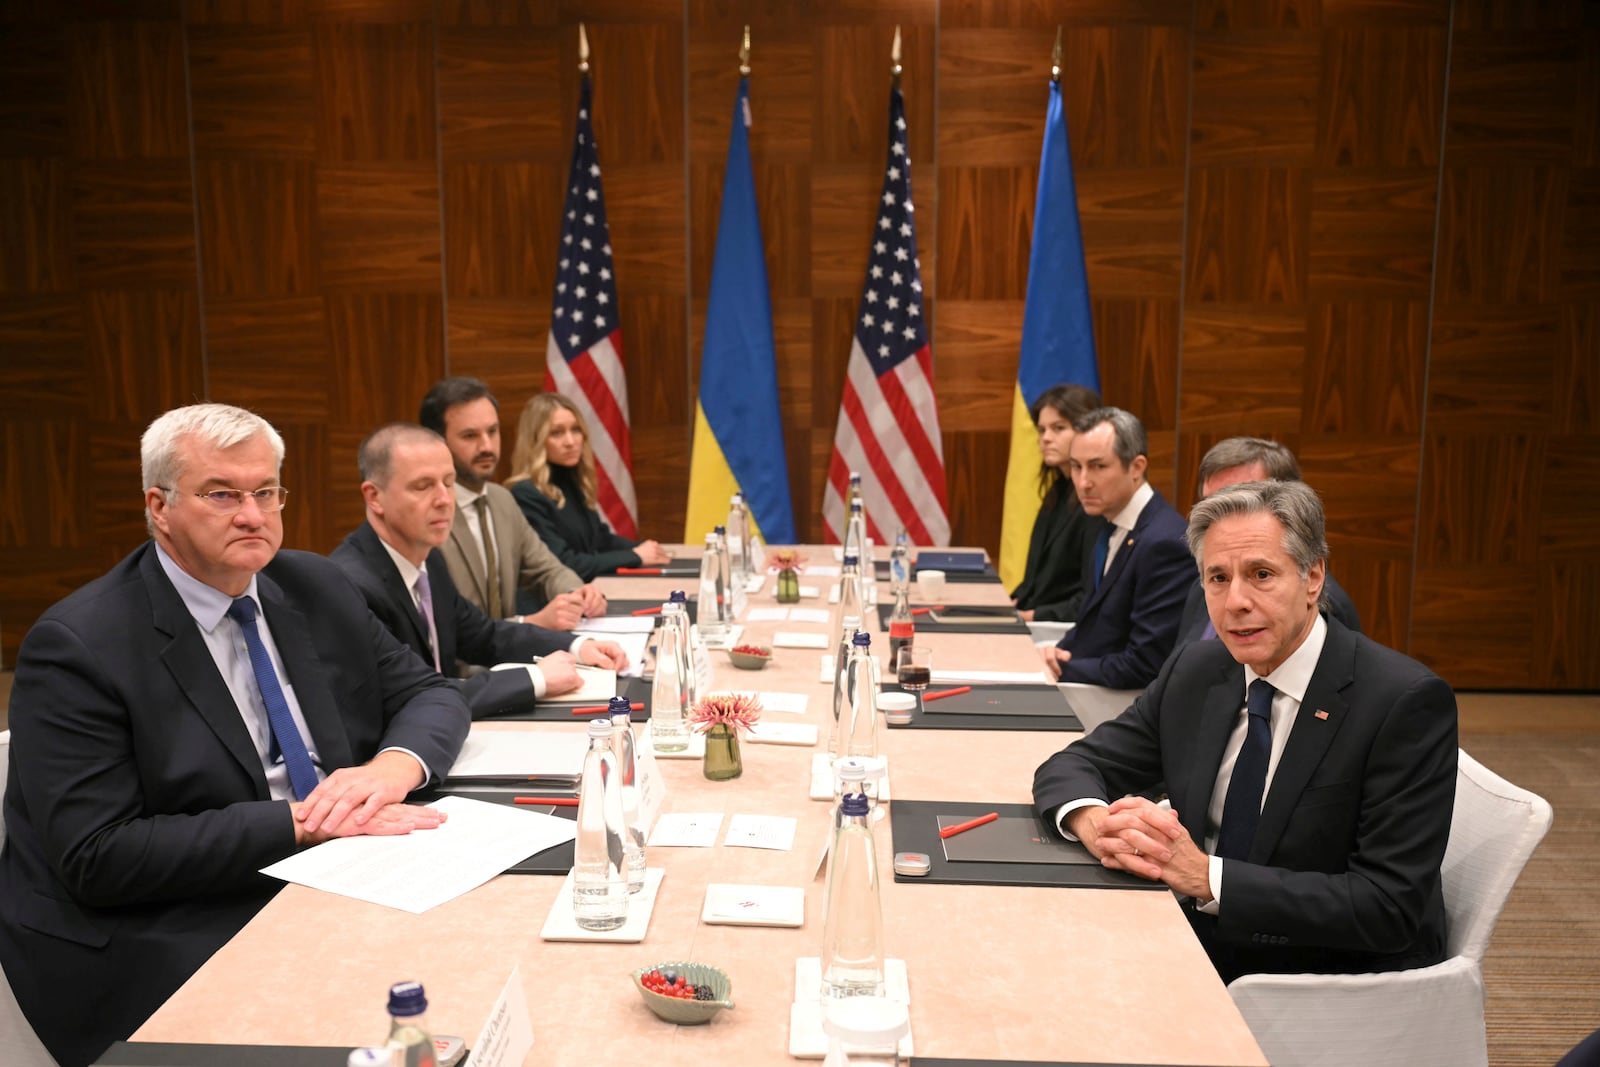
[130,547,1267,1067]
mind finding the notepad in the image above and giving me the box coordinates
[702,883,805,927]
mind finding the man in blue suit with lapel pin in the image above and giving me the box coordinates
[1034,480,1457,981]
[1038,407,1192,689]
[0,404,469,1066]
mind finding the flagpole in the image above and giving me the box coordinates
[578,21,589,72]
[1051,25,1062,84]
[891,24,902,86]
[740,24,750,76]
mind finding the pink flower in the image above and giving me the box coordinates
[688,692,763,736]
[767,549,804,573]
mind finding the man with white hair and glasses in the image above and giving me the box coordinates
[0,403,469,1067]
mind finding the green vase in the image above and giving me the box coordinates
[702,723,743,780]
[775,567,801,604]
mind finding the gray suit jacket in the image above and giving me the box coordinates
[441,481,582,619]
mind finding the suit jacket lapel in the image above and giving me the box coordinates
[1250,623,1356,862]
[143,548,270,798]
[1180,662,1246,846]
[357,523,430,654]
[448,509,490,604]
[260,572,354,773]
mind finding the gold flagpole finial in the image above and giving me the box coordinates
[1051,26,1063,83]
[578,22,590,73]
[739,24,751,76]
[891,25,903,80]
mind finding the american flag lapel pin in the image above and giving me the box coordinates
[1314,709,1330,721]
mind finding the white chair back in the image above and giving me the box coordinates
[1443,749,1553,962]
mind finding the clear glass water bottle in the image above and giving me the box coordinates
[668,589,707,703]
[829,554,864,759]
[842,471,865,563]
[821,997,909,1066]
[841,631,880,765]
[609,695,646,894]
[385,982,437,1067]
[886,580,913,675]
[651,603,690,753]
[820,763,886,999]
[718,521,745,618]
[573,718,628,930]
[726,491,750,585]
[698,530,731,640]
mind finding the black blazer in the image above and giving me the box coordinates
[1171,570,1363,652]
[1010,483,1097,622]
[330,522,572,719]
[1057,489,1193,689]
[1035,618,1457,981]
[509,468,641,581]
[0,545,469,1067]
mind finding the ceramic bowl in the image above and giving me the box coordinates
[632,960,734,1024]
[726,645,773,670]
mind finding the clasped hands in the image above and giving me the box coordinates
[293,750,443,846]
[1068,796,1213,902]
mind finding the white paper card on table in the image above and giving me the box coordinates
[698,624,744,650]
[744,574,767,594]
[702,883,805,927]
[648,812,724,847]
[827,586,839,604]
[260,796,575,914]
[773,631,829,649]
[808,753,890,802]
[539,867,665,942]
[509,663,616,703]
[747,607,790,622]
[786,607,831,625]
[447,729,588,779]
[468,967,534,1067]
[724,814,797,851]
[641,721,706,759]
[818,655,835,683]
[808,564,841,578]
[789,957,913,1059]
[798,585,822,599]
[747,721,818,746]
[576,614,656,634]
[930,667,1050,685]
[756,690,809,715]
[577,630,649,677]
[634,745,666,834]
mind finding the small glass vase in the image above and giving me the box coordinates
[775,567,801,604]
[702,723,743,780]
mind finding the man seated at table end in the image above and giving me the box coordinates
[0,403,470,1067]
[1034,479,1456,982]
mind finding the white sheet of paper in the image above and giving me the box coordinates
[930,667,1050,685]
[787,607,831,625]
[798,585,821,599]
[648,811,724,847]
[576,614,656,634]
[724,814,797,851]
[808,564,841,578]
[468,967,534,1067]
[818,655,835,683]
[773,631,829,649]
[747,722,819,746]
[448,729,589,779]
[744,574,767,593]
[578,630,650,677]
[259,796,575,914]
[747,607,790,622]
[756,690,809,714]
[518,664,617,703]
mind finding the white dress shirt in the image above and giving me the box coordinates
[1100,480,1154,577]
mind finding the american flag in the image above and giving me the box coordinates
[822,84,949,546]
[545,74,638,539]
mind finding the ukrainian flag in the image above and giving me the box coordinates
[999,74,1099,589]
[684,75,796,544]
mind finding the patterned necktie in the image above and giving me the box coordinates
[474,495,503,618]
[226,596,319,800]
[1090,524,1113,590]
[414,569,442,672]
[1200,617,1218,641]
[1216,679,1276,862]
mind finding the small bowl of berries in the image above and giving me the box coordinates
[632,961,734,1024]
[726,643,773,670]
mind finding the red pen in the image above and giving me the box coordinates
[631,606,663,616]
[921,685,972,702]
[939,811,999,839]
[617,567,663,575]
[570,702,644,715]
[514,796,580,807]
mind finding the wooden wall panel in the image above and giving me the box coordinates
[0,4,1595,689]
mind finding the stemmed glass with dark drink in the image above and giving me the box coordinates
[895,645,932,716]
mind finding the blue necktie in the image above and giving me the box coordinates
[227,596,320,800]
[1216,679,1275,862]
[1200,617,1217,641]
[1090,525,1112,590]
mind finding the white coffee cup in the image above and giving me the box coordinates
[915,569,946,602]
[877,692,917,725]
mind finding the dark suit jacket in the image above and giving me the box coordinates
[331,522,572,719]
[1010,484,1097,623]
[1056,489,1193,688]
[510,468,642,582]
[1034,619,1457,981]
[0,545,469,1067]
[1171,570,1362,651]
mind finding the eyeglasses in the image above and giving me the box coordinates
[170,486,290,513]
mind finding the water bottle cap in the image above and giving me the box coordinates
[608,696,632,716]
[852,630,871,647]
[669,589,688,603]
[713,524,726,535]
[849,498,862,512]
[588,718,612,738]
[822,996,910,1045]
[836,757,869,783]
[842,553,859,567]
[387,981,427,1017]
[839,791,871,817]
